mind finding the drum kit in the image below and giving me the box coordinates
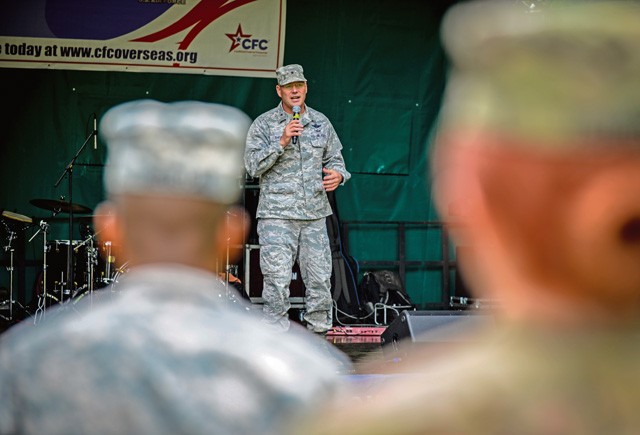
[2,195,246,326]
[1,198,127,324]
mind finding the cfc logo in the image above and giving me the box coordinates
[225,24,269,52]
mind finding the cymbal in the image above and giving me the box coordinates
[30,199,92,214]
[2,210,33,224]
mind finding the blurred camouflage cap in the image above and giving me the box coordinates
[276,64,307,86]
[439,0,640,145]
[100,99,251,204]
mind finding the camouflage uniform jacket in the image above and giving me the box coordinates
[245,103,351,220]
[0,264,353,435]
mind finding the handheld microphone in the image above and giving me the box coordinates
[93,113,98,149]
[292,105,300,145]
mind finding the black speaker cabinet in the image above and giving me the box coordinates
[381,310,494,357]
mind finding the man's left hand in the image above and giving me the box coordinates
[322,168,343,192]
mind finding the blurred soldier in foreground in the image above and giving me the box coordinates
[0,100,352,435]
[295,1,640,434]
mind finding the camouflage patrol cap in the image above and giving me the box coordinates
[439,0,640,145]
[100,99,251,204]
[276,64,307,86]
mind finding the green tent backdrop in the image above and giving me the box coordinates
[0,0,464,311]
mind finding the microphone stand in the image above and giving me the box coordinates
[54,128,96,303]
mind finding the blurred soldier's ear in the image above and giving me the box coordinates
[93,201,126,268]
[434,134,640,302]
[214,205,250,266]
[565,157,640,296]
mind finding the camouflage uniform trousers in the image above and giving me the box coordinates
[257,218,332,332]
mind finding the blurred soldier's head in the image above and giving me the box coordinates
[433,0,640,324]
[95,100,251,272]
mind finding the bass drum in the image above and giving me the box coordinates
[34,239,96,300]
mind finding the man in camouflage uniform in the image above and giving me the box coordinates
[297,1,640,434]
[0,100,352,435]
[244,64,351,333]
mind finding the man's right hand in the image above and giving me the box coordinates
[280,120,302,147]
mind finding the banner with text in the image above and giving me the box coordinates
[0,0,286,78]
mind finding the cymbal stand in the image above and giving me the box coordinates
[1,221,16,322]
[30,220,50,324]
[103,241,113,286]
[54,125,95,303]
[88,237,96,296]
[74,234,97,295]
[85,235,98,309]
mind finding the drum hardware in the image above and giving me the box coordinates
[75,217,117,289]
[78,217,95,240]
[31,220,50,325]
[71,260,128,308]
[2,236,15,323]
[1,210,34,322]
[100,261,129,294]
[100,241,115,286]
[2,221,17,321]
[112,261,129,282]
[74,233,102,309]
